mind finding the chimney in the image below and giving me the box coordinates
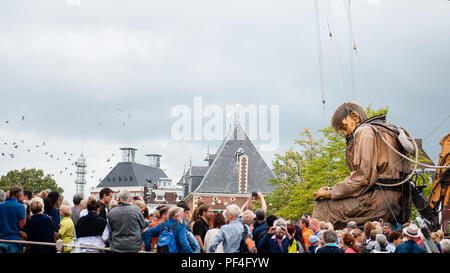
[120,147,137,163]
[146,154,162,168]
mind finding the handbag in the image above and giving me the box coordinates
[47,215,62,242]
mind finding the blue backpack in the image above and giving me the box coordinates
[157,222,180,253]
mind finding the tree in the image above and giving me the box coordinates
[266,127,348,219]
[0,168,64,195]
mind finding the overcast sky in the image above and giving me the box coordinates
[0,0,449,201]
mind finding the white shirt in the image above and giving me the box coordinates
[204,228,224,253]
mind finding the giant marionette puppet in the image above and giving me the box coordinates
[312,102,449,231]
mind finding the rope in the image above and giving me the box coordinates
[377,185,399,224]
[344,0,356,100]
[370,125,450,169]
[315,0,326,110]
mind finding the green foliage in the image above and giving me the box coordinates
[0,168,64,195]
[266,127,348,219]
[366,104,389,117]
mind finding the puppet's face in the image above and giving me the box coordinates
[340,112,360,136]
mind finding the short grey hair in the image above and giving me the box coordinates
[0,189,6,202]
[441,239,450,253]
[225,204,241,220]
[273,218,287,228]
[118,189,130,202]
[375,234,387,247]
[323,230,338,243]
[347,221,357,229]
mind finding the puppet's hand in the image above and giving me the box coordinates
[313,187,332,201]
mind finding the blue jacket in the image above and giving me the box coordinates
[316,244,344,254]
[258,233,293,253]
[394,240,425,253]
[143,218,193,253]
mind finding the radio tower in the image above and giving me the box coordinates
[74,153,87,196]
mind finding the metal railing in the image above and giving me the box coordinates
[0,239,150,253]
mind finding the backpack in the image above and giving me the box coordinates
[157,222,180,253]
[239,224,251,253]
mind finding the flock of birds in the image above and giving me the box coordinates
[1,108,134,183]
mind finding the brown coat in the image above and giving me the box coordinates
[312,123,412,229]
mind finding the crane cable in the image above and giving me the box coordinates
[315,0,326,111]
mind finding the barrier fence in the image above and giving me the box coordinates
[0,238,151,253]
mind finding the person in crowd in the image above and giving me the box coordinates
[70,194,84,227]
[394,224,425,253]
[44,191,61,232]
[59,205,74,253]
[309,218,321,236]
[386,230,402,253]
[366,229,381,252]
[336,230,344,248]
[134,200,150,228]
[440,239,450,253]
[176,201,192,232]
[360,221,376,253]
[342,233,360,253]
[371,234,389,253]
[292,225,307,253]
[107,190,145,253]
[98,187,113,220]
[208,204,245,253]
[346,221,357,234]
[317,230,326,248]
[256,214,278,253]
[143,207,193,253]
[204,212,226,253]
[193,204,213,253]
[352,228,365,252]
[242,210,256,232]
[258,218,294,253]
[0,185,26,253]
[316,230,344,253]
[144,206,169,251]
[109,199,118,210]
[23,197,55,253]
[252,208,267,243]
[23,189,33,219]
[0,189,6,203]
[79,198,88,218]
[299,218,313,252]
[241,210,257,253]
[74,198,109,253]
[190,202,204,232]
[287,224,304,253]
[382,222,392,237]
[307,235,320,253]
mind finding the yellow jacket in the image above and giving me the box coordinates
[59,216,75,252]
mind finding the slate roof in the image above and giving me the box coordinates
[193,123,275,194]
[96,161,168,188]
[176,166,209,186]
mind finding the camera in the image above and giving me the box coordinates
[133,196,139,200]
[276,226,282,232]
[251,192,258,199]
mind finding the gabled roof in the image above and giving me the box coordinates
[96,161,168,188]
[176,166,209,186]
[193,123,275,194]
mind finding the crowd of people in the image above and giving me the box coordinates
[0,185,449,254]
